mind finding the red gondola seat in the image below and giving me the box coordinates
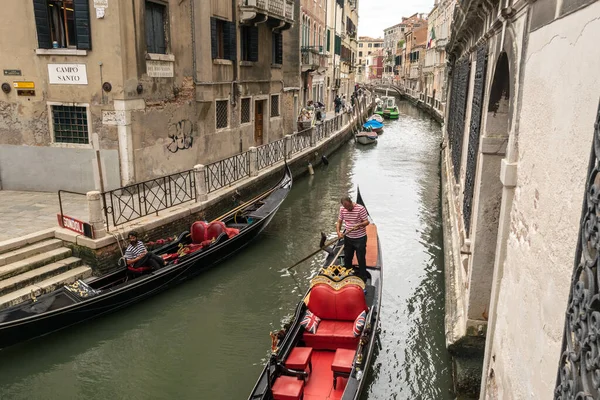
[302,284,368,350]
[191,221,208,244]
[271,375,304,400]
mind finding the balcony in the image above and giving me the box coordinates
[240,0,294,29]
[301,47,328,73]
[435,38,448,50]
[409,65,420,79]
[423,65,434,75]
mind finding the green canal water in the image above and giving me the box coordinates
[0,100,454,399]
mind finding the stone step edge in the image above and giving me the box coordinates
[0,247,72,281]
[0,266,93,311]
[0,228,56,255]
[0,256,82,297]
[0,239,64,267]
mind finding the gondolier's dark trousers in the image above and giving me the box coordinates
[132,252,165,270]
[344,235,367,279]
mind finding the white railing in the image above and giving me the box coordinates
[243,0,293,21]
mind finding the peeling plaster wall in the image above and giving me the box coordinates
[485,3,600,398]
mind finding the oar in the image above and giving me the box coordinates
[286,225,361,271]
[211,185,279,223]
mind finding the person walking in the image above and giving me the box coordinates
[336,196,369,280]
[334,94,342,114]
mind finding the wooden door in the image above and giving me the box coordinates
[254,100,263,146]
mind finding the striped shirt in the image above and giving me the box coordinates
[124,241,147,260]
[338,204,368,238]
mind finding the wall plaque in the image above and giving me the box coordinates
[4,69,21,76]
[146,60,174,78]
[48,64,88,85]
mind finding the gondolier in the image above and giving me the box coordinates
[336,196,369,279]
[124,231,165,271]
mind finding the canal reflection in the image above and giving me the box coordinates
[0,99,453,400]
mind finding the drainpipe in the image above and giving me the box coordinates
[232,0,241,151]
[190,0,197,83]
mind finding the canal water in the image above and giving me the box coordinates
[0,100,453,400]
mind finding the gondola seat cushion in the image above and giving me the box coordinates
[206,221,240,241]
[271,375,304,400]
[128,265,152,274]
[191,221,208,244]
[302,284,368,350]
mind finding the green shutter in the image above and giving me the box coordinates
[335,35,341,56]
[32,0,52,49]
[224,21,237,61]
[73,0,91,50]
[249,26,259,62]
[210,18,218,59]
[327,29,331,52]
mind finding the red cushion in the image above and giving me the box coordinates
[307,284,367,321]
[190,221,207,244]
[331,348,356,373]
[272,375,304,400]
[302,320,359,350]
[128,265,152,273]
[285,347,312,370]
[206,221,226,241]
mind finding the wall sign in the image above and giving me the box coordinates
[4,69,21,76]
[93,0,108,7]
[57,214,95,238]
[146,60,174,78]
[48,64,88,85]
[17,90,35,97]
[13,81,35,89]
[102,110,127,125]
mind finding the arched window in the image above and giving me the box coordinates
[313,23,317,47]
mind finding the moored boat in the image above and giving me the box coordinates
[355,132,378,145]
[248,190,382,400]
[0,165,293,350]
[380,90,400,119]
[363,119,383,134]
[367,114,383,123]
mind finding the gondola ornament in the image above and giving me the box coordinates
[270,331,279,354]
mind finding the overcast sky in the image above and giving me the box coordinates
[357,0,434,38]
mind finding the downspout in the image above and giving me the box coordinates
[190,0,197,83]
[232,0,241,152]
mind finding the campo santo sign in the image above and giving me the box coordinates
[48,64,88,85]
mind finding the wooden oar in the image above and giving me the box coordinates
[211,185,279,223]
[286,225,362,271]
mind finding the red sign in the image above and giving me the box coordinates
[57,214,94,238]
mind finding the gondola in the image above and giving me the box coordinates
[0,164,293,350]
[248,189,382,400]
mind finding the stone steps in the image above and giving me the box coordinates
[0,266,93,310]
[0,238,63,266]
[0,247,73,280]
[0,256,82,297]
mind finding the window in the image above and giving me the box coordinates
[33,0,91,50]
[334,35,341,55]
[211,18,236,60]
[326,29,331,52]
[359,43,363,48]
[216,100,228,129]
[368,43,372,48]
[359,51,363,57]
[272,32,283,64]
[241,98,251,124]
[241,26,258,62]
[270,94,280,117]
[51,105,89,144]
[145,1,167,54]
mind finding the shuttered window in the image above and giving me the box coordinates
[334,35,341,56]
[241,26,258,62]
[326,29,331,52]
[272,32,282,65]
[211,18,236,61]
[145,1,167,54]
[33,0,91,50]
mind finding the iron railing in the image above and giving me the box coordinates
[102,169,196,228]
[257,138,286,171]
[316,124,327,142]
[205,151,251,193]
[291,129,312,154]
[554,101,600,399]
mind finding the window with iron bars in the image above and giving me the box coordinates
[51,105,89,144]
[241,98,251,124]
[216,100,229,129]
[270,95,280,117]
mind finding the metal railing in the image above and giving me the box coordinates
[256,138,286,171]
[291,129,312,154]
[244,0,294,21]
[315,124,327,142]
[205,152,251,193]
[102,170,196,228]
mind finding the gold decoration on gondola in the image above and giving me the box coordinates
[269,331,279,354]
[309,265,366,290]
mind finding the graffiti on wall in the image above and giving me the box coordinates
[167,119,194,153]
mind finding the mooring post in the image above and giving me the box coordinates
[87,190,106,238]
[249,147,258,176]
[194,164,208,202]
